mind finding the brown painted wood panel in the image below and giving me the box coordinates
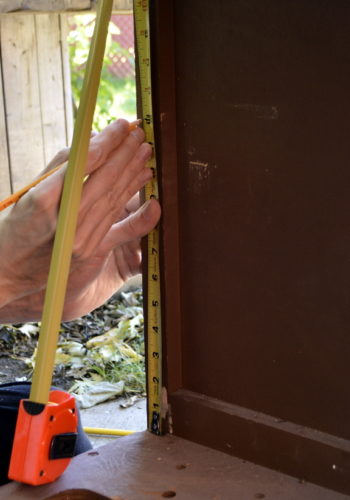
[151,0,350,494]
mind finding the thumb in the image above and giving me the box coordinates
[100,199,161,254]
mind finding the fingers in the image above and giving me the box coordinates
[29,120,148,246]
[73,165,153,260]
[74,127,153,259]
[39,119,136,181]
[21,118,154,266]
[113,240,142,281]
[79,129,151,215]
[99,198,161,256]
[85,119,136,175]
[87,122,149,196]
[119,193,141,221]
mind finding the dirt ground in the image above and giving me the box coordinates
[0,278,145,392]
[0,357,31,385]
[0,356,73,390]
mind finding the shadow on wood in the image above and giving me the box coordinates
[45,490,112,500]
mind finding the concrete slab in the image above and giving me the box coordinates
[80,396,147,447]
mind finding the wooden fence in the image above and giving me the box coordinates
[0,1,132,13]
[0,0,132,199]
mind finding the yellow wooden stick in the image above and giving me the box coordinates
[30,0,114,404]
[0,121,140,213]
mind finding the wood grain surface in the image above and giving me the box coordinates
[0,432,348,499]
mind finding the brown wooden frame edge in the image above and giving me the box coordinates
[170,389,350,496]
[152,0,182,397]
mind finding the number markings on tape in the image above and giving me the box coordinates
[134,0,162,435]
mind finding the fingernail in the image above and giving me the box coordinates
[141,199,152,218]
[138,143,152,161]
[129,119,142,131]
[144,167,154,181]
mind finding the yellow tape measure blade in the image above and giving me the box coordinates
[134,0,163,435]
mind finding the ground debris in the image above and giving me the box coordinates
[0,289,145,398]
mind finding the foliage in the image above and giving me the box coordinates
[68,15,136,131]
[36,290,145,396]
[1,290,146,401]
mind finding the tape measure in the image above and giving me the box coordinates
[133,0,163,435]
[8,0,114,484]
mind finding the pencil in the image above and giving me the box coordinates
[0,119,141,212]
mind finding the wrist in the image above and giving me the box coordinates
[0,292,43,323]
[0,218,21,307]
[0,276,19,309]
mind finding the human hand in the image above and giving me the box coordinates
[0,119,160,321]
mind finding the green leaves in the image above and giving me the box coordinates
[28,290,146,400]
[68,15,137,131]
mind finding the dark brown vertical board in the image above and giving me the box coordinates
[152,0,350,494]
